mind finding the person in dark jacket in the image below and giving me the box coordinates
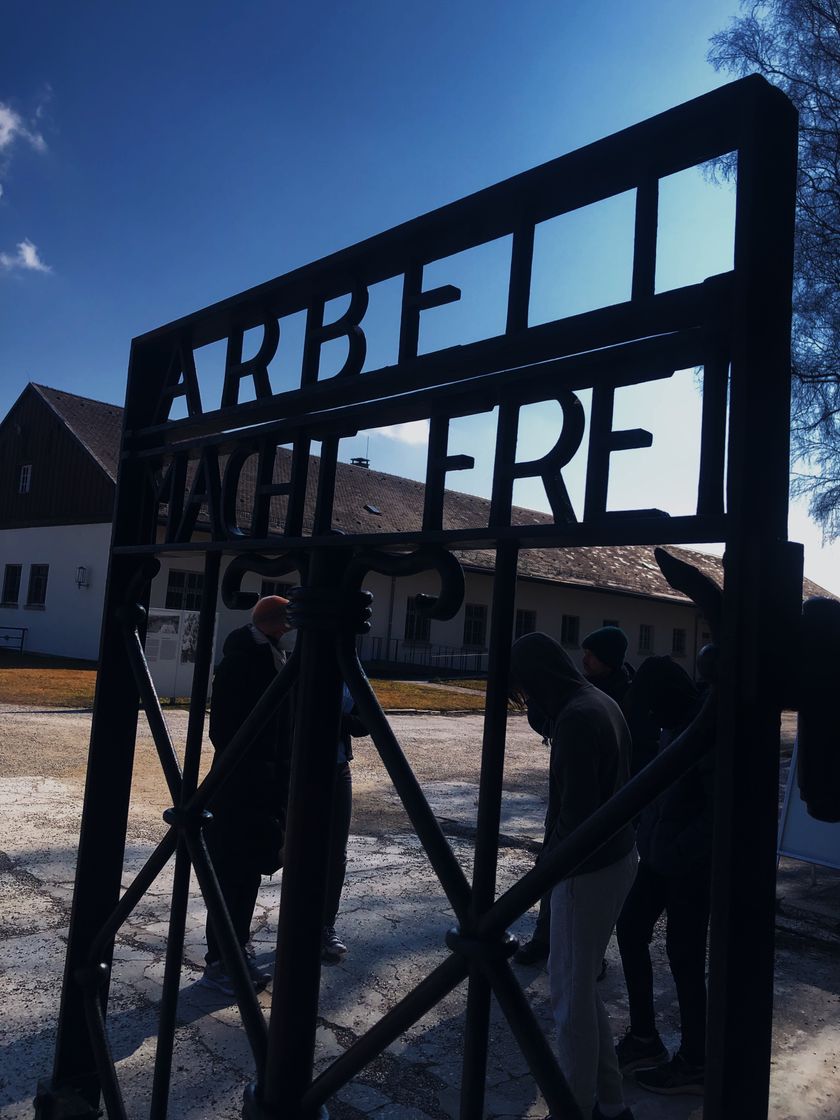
[201,595,294,996]
[614,656,712,1097]
[510,633,638,1120]
[581,625,634,705]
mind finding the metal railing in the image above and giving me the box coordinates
[356,634,489,676]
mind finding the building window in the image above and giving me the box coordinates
[561,614,580,648]
[515,608,537,640]
[603,618,620,629]
[672,628,687,657]
[463,603,488,647]
[26,564,49,607]
[404,596,431,643]
[18,464,32,494]
[638,624,654,654]
[260,579,294,599]
[165,569,204,611]
[2,564,22,606]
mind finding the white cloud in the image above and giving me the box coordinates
[0,103,46,154]
[0,238,52,273]
[371,420,430,446]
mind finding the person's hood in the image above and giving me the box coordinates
[623,655,699,730]
[510,632,586,718]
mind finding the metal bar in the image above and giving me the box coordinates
[122,623,183,804]
[112,511,732,558]
[187,831,269,1067]
[484,959,582,1120]
[129,308,716,453]
[82,986,129,1120]
[696,342,729,518]
[303,954,470,1112]
[506,221,535,335]
[631,175,658,301]
[338,640,473,924]
[150,550,221,1120]
[87,830,179,966]
[261,555,350,1114]
[150,846,192,1120]
[703,80,799,1120]
[460,543,518,1120]
[51,563,149,1108]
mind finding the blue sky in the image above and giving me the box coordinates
[2,0,839,592]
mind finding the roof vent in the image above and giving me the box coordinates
[350,456,370,468]
[364,503,381,515]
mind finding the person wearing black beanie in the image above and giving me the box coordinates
[581,627,633,707]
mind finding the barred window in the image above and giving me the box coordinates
[672,628,687,657]
[2,564,22,606]
[463,603,488,647]
[561,614,580,648]
[26,564,49,607]
[166,569,204,611]
[515,608,537,639]
[404,596,431,642]
[638,624,654,654]
[261,580,294,599]
[18,464,32,494]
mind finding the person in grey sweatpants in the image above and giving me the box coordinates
[511,632,638,1120]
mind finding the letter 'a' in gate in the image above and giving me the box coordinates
[37,76,798,1120]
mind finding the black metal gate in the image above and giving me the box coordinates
[38,75,799,1120]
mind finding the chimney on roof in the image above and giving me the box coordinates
[350,456,370,469]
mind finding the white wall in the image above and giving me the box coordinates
[385,569,706,674]
[0,523,111,660]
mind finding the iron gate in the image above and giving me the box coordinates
[38,75,799,1120]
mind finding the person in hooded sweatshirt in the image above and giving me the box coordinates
[510,632,638,1120]
[200,595,294,996]
[515,626,639,967]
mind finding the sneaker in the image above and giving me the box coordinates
[244,945,272,989]
[321,926,348,963]
[200,960,236,997]
[200,954,270,997]
[513,937,549,965]
[615,1027,669,1073]
[634,1051,704,1095]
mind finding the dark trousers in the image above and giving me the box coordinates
[616,860,710,1066]
[324,762,352,928]
[204,829,262,965]
[205,761,353,962]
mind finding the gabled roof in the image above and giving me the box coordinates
[31,383,123,482]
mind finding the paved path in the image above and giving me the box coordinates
[1,712,839,1118]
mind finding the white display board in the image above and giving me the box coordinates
[144,608,217,700]
[778,739,840,870]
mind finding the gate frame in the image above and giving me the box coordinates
[38,74,798,1120]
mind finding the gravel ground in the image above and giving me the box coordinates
[4,702,836,1120]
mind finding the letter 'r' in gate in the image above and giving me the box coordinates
[39,76,799,1120]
